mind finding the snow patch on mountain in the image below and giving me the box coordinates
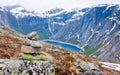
[9,6,68,18]
[103,5,116,13]
[72,12,85,18]
[100,62,120,71]
[10,7,36,18]
[110,23,117,33]
[53,22,65,26]
[44,10,66,17]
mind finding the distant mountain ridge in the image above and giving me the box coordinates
[0,4,120,62]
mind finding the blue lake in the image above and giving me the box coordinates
[44,40,81,52]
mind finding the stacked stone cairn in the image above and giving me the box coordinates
[1,32,55,75]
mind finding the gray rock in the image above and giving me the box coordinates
[74,60,99,71]
[30,41,42,48]
[1,60,55,75]
[83,70,106,75]
[27,32,39,40]
[25,39,42,48]
[45,48,64,53]
[52,49,64,53]
[45,48,52,51]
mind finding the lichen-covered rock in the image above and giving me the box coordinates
[1,60,55,75]
[73,60,106,75]
[83,69,106,75]
[74,60,99,71]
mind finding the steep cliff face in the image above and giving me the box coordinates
[0,6,65,39]
[53,5,120,47]
[92,31,120,62]
[1,5,120,44]
[0,6,10,27]
[51,5,120,59]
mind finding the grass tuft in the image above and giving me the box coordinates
[23,54,47,61]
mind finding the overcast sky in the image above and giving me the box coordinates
[0,0,120,11]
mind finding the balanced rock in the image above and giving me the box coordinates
[27,31,39,40]
[30,40,42,48]
[23,39,43,53]
[25,39,42,48]
[21,45,35,53]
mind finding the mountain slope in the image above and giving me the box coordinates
[0,27,120,75]
[92,31,120,63]
[53,5,120,46]
[0,4,120,62]
[51,5,120,58]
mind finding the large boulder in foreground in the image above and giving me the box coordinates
[1,60,55,75]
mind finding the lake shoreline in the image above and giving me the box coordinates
[43,40,82,52]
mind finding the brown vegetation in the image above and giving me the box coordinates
[40,41,120,75]
[0,27,120,75]
[0,33,23,58]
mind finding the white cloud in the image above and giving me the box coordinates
[0,0,120,12]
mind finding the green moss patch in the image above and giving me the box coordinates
[84,44,101,55]
[23,54,47,61]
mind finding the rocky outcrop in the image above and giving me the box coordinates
[0,27,120,74]
[83,69,106,75]
[74,60,99,71]
[1,60,55,75]
[73,60,106,75]
[73,59,106,75]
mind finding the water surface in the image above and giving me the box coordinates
[44,40,81,52]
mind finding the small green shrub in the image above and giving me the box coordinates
[23,54,47,61]
[11,70,18,75]
[67,37,80,44]
[50,72,55,75]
